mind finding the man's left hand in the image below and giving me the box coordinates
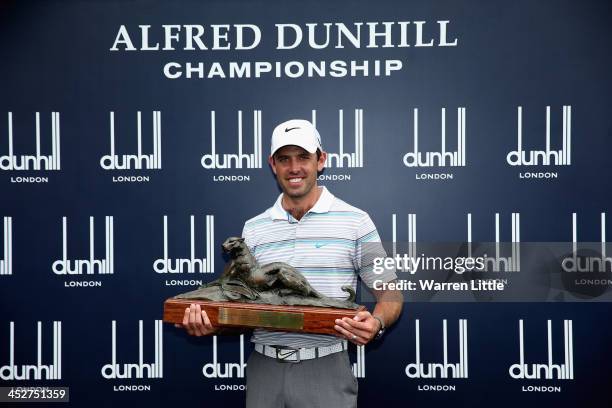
[334,311,381,345]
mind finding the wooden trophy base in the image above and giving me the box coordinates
[163,298,364,335]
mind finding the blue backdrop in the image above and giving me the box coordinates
[1,0,612,406]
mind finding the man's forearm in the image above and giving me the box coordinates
[372,289,404,328]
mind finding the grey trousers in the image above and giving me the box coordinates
[246,349,358,408]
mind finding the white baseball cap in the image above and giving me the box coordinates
[270,119,322,156]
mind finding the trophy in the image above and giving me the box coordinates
[163,237,364,335]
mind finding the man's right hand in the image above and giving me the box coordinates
[174,303,217,336]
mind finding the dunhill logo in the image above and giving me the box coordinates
[507,106,571,166]
[52,216,114,275]
[562,212,611,272]
[203,335,246,378]
[405,319,468,379]
[100,111,162,170]
[390,213,417,272]
[101,320,163,379]
[467,213,520,272]
[0,321,62,380]
[1,217,12,276]
[201,110,263,169]
[312,109,364,168]
[352,345,365,378]
[509,320,574,380]
[403,108,466,167]
[153,215,215,273]
[0,112,61,171]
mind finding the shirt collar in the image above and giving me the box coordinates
[269,186,334,220]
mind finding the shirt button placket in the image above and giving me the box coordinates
[294,214,309,265]
[289,219,297,263]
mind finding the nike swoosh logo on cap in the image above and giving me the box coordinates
[285,127,300,132]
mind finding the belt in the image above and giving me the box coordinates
[254,341,347,363]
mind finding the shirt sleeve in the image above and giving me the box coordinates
[354,213,397,288]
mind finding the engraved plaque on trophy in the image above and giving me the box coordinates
[163,299,365,335]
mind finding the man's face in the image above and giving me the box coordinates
[268,145,326,200]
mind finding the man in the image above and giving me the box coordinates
[177,119,402,407]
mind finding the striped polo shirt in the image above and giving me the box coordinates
[241,186,397,349]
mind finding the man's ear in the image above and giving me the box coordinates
[317,151,327,172]
[268,155,277,175]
